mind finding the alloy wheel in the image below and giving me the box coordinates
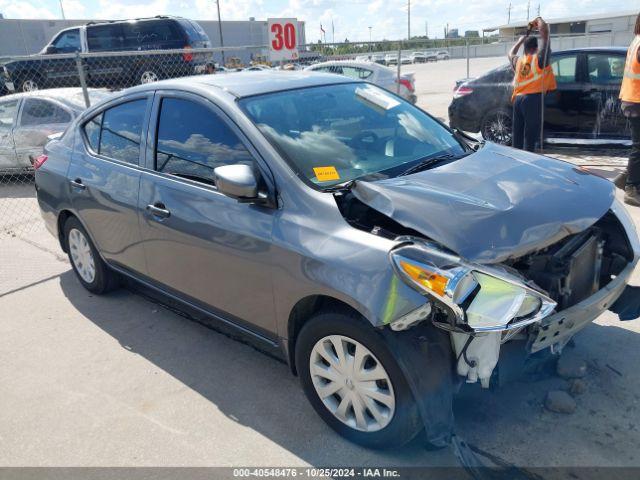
[140,71,159,84]
[483,112,512,145]
[22,80,39,92]
[68,228,96,284]
[309,335,396,432]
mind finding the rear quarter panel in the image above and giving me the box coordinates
[35,126,76,241]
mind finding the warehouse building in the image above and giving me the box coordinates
[0,17,306,64]
[485,10,637,42]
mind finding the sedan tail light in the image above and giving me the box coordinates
[397,78,415,92]
[453,85,474,99]
[183,45,193,62]
[33,154,48,170]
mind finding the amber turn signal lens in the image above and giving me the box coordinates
[398,260,449,297]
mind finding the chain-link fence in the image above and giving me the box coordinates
[0,34,632,262]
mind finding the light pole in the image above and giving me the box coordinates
[59,0,66,19]
[368,26,372,54]
[216,0,225,66]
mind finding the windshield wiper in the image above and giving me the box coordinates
[399,153,461,177]
[323,180,355,192]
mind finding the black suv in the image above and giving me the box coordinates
[449,47,631,145]
[4,16,211,93]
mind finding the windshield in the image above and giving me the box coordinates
[239,83,466,188]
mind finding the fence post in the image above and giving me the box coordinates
[75,53,90,108]
[396,43,401,94]
[466,40,470,79]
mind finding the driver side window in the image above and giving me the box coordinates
[155,98,254,186]
[51,29,81,53]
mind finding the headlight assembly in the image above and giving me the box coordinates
[390,241,556,332]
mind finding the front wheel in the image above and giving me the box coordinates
[19,76,41,92]
[295,309,422,449]
[481,109,513,145]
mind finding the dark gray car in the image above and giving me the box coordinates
[34,71,640,449]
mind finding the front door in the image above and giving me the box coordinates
[42,28,82,87]
[544,53,581,137]
[138,92,277,337]
[67,95,151,274]
[0,98,19,171]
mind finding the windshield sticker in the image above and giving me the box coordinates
[355,86,400,112]
[313,166,340,182]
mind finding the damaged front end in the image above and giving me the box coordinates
[384,198,639,388]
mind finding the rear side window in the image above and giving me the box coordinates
[177,19,208,43]
[0,100,19,130]
[20,99,71,126]
[84,113,102,151]
[83,100,146,164]
[87,24,125,52]
[155,98,253,184]
[122,20,181,48]
[587,53,625,85]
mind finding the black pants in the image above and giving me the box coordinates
[629,116,640,186]
[512,93,542,152]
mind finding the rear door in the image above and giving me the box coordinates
[137,91,277,338]
[544,52,581,137]
[578,51,629,139]
[85,24,127,86]
[0,98,20,171]
[13,98,72,167]
[67,94,152,274]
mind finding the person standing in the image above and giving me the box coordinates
[618,13,640,206]
[508,17,557,152]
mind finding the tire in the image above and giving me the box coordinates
[481,108,513,145]
[137,66,162,85]
[63,217,119,294]
[19,76,41,92]
[295,309,422,449]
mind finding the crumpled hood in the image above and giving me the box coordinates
[352,143,615,263]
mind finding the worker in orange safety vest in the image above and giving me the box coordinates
[616,12,640,207]
[508,17,556,152]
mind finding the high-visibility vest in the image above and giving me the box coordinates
[512,53,557,102]
[620,36,640,104]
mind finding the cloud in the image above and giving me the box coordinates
[0,0,57,19]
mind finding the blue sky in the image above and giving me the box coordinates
[0,0,637,42]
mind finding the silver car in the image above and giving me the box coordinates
[304,60,416,103]
[35,71,640,449]
[0,88,108,173]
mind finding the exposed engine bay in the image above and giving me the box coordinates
[335,190,637,388]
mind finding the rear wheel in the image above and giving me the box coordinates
[64,217,119,294]
[137,66,162,85]
[295,309,422,449]
[481,109,513,145]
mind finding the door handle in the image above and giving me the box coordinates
[70,178,86,190]
[146,203,171,219]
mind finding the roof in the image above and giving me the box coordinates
[485,9,637,31]
[1,88,110,109]
[151,71,357,98]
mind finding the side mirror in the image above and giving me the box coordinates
[214,164,259,200]
[45,45,58,54]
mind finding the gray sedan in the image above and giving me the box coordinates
[35,71,640,449]
[0,88,108,173]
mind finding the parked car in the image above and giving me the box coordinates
[435,50,450,60]
[449,47,631,145]
[386,54,412,66]
[4,16,211,93]
[35,71,640,449]
[0,88,108,173]
[371,54,386,65]
[244,65,272,72]
[304,60,416,103]
[410,51,437,63]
